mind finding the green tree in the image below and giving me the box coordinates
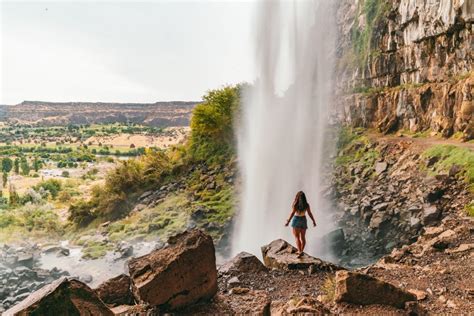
[33,157,42,172]
[14,158,20,174]
[1,158,13,173]
[2,172,7,188]
[20,158,30,176]
[9,184,19,206]
[189,85,242,161]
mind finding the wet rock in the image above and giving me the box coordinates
[128,229,217,310]
[16,253,34,269]
[322,229,346,256]
[335,271,416,308]
[218,252,267,276]
[42,246,70,257]
[95,274,133,307]
[261,239,341,271]
[78,274,93,284]
[3,277,113,316]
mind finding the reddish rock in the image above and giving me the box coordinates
[128,229,217,311]
[95,274,134,307]
[335,271,416,308]
[218,251,267,276]
[261,239,342,271]
[3,277,113,316]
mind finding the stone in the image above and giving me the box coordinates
[369,211,388,229]
[276,297,330,315]
[408,289,427,301]
[375,162,388,175]
[261,239,341,271]
[322,228,346,256]
[446,243,474,254]
[227,276,240,288]
[128,229,217,311]
[424,226,444,238]
[221,289,271,315]
[16,253,34,269]
[95,274,133,307]
[422,204,441,225]
[334,271,417,309]
[218,252,267,276]
[3,277,113,316]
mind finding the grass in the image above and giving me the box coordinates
[466,202,474,217]
[321,276,336,303]
[335,127,379,171]
[423,145,474,191]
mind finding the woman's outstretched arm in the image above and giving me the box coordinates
[307,205,317,227]
[285,204,297,226]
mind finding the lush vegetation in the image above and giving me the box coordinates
[68,85,241,231]
[189,85,242,162]
[423,145,474,191]
[335,127,379,171]
[339,0,389,70]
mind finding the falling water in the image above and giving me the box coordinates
[232,0,337,259]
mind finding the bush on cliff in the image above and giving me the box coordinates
[189,85,241,163]
[423,145,474,190]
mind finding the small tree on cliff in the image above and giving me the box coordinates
[189,85,243,162]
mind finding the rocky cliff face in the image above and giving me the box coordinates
[336,0,473,139]
[0,101,197,127]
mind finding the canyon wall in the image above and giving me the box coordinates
[336,0,473,139]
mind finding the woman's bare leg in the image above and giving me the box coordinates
[293,228,302,252]
[300,229,307,253]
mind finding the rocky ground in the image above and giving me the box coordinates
[331,132,473,267]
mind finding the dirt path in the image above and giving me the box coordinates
[368,132,474,150]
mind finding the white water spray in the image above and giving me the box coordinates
[233,0,337,259]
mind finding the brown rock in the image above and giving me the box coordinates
[95,274,134,307]
[218,251,267,275]
[408,289,428,301]
[3,277,113,316]
[261,239,342,271]
[225,288,271,315]
[128,229,217,311]
[334,271,417,308]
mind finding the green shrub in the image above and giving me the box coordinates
[189,85,241,162]
[423,145,474,188]
[68,200,97,227]
[34,179,62,199]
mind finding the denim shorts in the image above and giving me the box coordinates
[291,216,307,229]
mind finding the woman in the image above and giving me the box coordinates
[285,191,316,257]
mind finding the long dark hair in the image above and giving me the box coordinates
[294,191,309,212]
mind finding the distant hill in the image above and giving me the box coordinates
[0,100,199,127]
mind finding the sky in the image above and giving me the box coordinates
[0,0,257,105]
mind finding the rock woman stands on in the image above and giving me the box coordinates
[285,191,317,257]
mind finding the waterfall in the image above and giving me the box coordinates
[232,0,337,259]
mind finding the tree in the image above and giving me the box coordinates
[189,85,242,161]
[33,157,42,172]
[2,172,7,188]
[14,158,20,174]
[1,158,13,173]
[9,184,19,206]
[20,158,30,176]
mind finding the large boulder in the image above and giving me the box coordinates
[218,252,267,276]
[95,274,134,307]
[128,229,217,311]
[3,277,113,316]
[261,239,341,271]
[334,271,416,308]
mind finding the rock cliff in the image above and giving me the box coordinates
[336,0,473,139]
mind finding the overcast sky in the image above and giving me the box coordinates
[0,0,257,105]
